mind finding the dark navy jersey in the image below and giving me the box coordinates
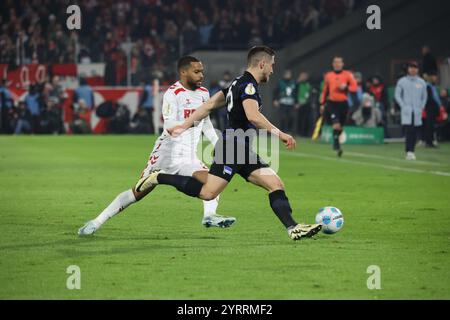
[221,71,262,130]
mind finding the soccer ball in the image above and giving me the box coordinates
[315,207,344,234]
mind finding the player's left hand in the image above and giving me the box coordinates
[167,125,186,137]
[280,132,296,150]
[339,83,347,91]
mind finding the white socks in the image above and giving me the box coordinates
[203,195,219,217]
[92,189,219,228]
[93,189,136,227]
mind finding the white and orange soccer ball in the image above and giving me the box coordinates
[315,207,344,234]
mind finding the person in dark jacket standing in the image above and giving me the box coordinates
[421,46,438,75]
[139,80,155,134]
[368,75,389,137]
[0,79,13,133]
[423,71,441,148]
[273,69,298,134]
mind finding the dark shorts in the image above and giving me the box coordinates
[209,135,269,182]
[324,101,349,126]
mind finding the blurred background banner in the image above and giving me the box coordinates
[321,125,384,144]
[6,84,164,134]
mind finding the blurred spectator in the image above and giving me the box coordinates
[139,81,155,132]
[109,103,130,134]
[368,75,389,137]
[422,72,441,148]
[421,46,438,75]
[47,75,66,105]
[274,69,298,134]
[198,14,214,47]
[213,71,233,131]
[40,97,64,134]
[300,4,320,34]
[181,19,198,54]
[438,88,450,141]
[71,99,91,134]
[130,107,153,134]
[394,61,427,160]
[296,72,313,137]
[352,93,382,128]
[321,0,347,23]
[74,78,95,109]
[348,71,364,113]
[0,79,13,133]
[368,75,388,114]
[24,84,42,133]
[208,80,222,131]
[14,101,32,135]
[439,89,450,114]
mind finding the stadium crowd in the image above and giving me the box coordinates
[1,0,362,84]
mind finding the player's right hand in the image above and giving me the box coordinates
[167,125,186,137]
[280,132,296,150]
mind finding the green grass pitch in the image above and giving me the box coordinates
[0,135,449,299]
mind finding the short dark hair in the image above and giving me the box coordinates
[177,56,200,72]
[247,46,275,67]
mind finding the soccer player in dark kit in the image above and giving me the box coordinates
[138,46,322,241]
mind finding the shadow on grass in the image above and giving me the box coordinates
[0,233,223,252]
[0,225,331,259]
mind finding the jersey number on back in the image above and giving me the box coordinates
[226,80,237,112]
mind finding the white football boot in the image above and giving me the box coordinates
[202,214,236,228]
[78,220,99,236]
[405,152,416,161]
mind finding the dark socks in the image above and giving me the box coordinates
[269,190,297,229]
[333,129,341,150]
[157,173,203,198]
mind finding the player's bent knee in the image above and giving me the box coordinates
[268,179,285,193]
[265,174,285,192]
[200,188,220,201]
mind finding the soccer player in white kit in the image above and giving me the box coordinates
[78,56,236,236]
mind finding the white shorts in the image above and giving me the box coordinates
[140,134,208,178]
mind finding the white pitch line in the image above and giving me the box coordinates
[343,151,442,166]
[277,150,450,177]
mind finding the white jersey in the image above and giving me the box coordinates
[141,81,218,178]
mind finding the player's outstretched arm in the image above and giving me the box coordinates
[168,91,226,136]
[202,115,219,145]
[243,99,296,150]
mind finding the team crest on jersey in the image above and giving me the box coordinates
[245,83,256,95]
[223,166,233,175]
[162,101,172,116]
